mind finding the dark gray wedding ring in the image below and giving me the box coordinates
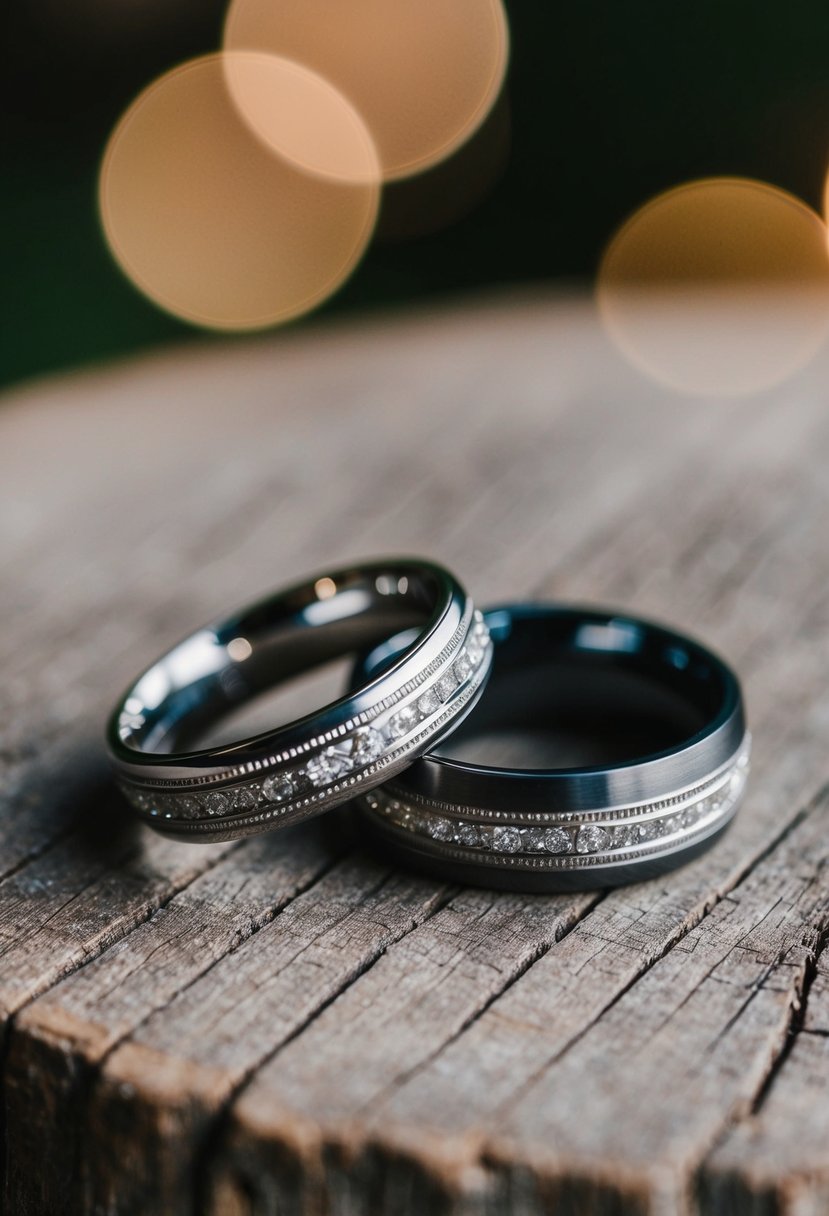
[353,604,749,891]
[107,560,493,841]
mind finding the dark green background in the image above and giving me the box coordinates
[3,2,829,389]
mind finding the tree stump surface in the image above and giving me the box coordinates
[1,291,828,1215]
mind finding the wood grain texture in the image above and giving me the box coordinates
[700,944,829,1216]
[1,291,828,1215]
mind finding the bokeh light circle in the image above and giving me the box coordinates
[222,52,380,184]
[820,169,829,234]
[597,178,829,397]
[223,0,509,183]
[99,53,379,330]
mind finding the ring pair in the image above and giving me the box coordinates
[108,559,749,891]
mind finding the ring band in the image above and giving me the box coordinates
[355,604,749,890]
[107,560,493,841]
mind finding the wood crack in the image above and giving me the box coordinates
[695,894,829,1214]
[189,879,462,1216]
[485,800,819,1128]
[352,891,607,1119]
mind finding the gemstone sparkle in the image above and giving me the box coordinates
[436,673,457,702]
[453,652,472,682]
[306,749,352,787]
[575,825,610,854]
[543,827,573,854]
[521,827,546,851]
[231,788,257,812]
[417,688,440,717]
[427,817,454,841]
[262,773,295,803]
[457,822,482,847]
[204,791,229,817]
[340,727,384,765]
[387,705,417,740]
[493,826,523,853]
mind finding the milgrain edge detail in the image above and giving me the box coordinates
[362,736,751,871]
[118,615,493,837]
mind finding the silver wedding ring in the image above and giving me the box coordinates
[107,560,493,841]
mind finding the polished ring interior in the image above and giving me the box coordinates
[108,560,493,840]
[355,604,749,891]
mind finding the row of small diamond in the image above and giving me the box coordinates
[126,615,492,823]
[120,607,479,794]
[362,749,749,860]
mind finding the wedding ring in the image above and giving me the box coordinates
[107,560,493,841]
[355,604,749,890]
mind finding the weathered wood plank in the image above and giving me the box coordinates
[3,820,344,1214]
[79,855,450,1214]
[208,751,829,1216]
[699,949,829,1216]
[481,796,829,1197]
[214,789,829,1216]
[197,883,596,1213]
[1,294,828,1215]
[0,826,234,1023]
[0,739,112,884]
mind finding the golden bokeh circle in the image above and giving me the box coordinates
[99,53,379,330]
[223,0,509,183]
[221,51,380,184]
[597,177,829,396]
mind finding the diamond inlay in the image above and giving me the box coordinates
[231,788,257,812]
[204,791,229,816]
[436,673,457,702]
[458,822,482,847]
[428,817,454,842]
[262,773,295,803]
[493,826,522,854]
[453,652,472,682]
[387,705,417,740]
[340,727,384,765]
[361,738,750,870]
[576,825,610,854]
[306,749,352,787]
[417,689,440,717]
[543,827,573,854]
[121,604,493,832]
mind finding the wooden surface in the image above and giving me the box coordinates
[1,291,828,1215]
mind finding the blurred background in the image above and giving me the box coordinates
[3,1,829,391]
